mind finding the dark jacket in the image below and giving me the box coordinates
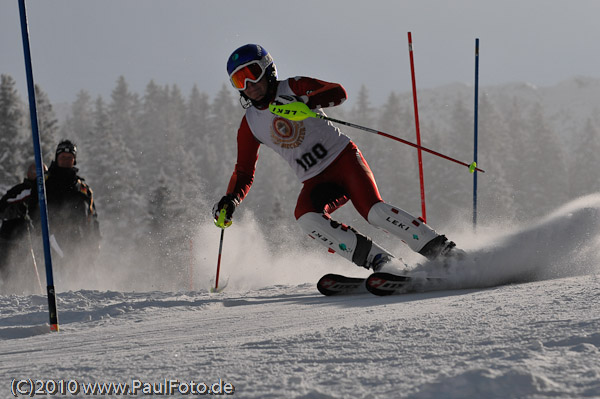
[45,162,100,251]
[0,178,38,240]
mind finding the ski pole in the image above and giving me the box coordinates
[212,207,230,292]
[269,102,484,173]
[25,214,43,294]
[213,228,225,292]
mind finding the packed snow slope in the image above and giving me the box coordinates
[1,195,599,398]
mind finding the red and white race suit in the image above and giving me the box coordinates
[225,76,440,267]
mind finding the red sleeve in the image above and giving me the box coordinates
[288,77,347,109]
[226,116,260,202]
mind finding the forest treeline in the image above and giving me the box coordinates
[1,73,600,283]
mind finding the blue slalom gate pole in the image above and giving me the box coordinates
[473,38,480,229]
[18,0,59,332]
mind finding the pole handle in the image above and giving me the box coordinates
[269,102,317,121]
[214,206,231,229]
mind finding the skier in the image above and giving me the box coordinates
[45,140,100,261]
[213,44,461,271]
[0,163,46,280]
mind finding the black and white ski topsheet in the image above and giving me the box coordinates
[317,272,445,296]
[317,274,367,296]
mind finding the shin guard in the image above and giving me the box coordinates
[297,212,393,269]
[367,202,438,253]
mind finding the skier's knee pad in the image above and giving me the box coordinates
[367,202,438,252]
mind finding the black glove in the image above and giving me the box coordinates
[272,94,308,106]
[212,194,238,227]
[1,204,25,221]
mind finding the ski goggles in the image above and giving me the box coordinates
[229,55,273,90]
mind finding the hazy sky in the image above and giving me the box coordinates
[2,0,599,106]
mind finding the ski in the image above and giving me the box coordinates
[366,272,445,296]
[317,273,367,296]
[317,272,446,297]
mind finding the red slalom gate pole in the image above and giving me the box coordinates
[407,32,427,223]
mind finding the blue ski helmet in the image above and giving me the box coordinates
[227,44,277,91]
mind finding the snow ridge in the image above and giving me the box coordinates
[0,195,599,398]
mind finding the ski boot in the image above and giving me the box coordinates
[367,253,393,272]
[418,235,465,261]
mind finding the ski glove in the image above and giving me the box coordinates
[0,204,26,220]
[272,94,309,106]
[212,194,238,228]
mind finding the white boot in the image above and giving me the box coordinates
[297,212,393,270]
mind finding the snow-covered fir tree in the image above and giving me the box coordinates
[0,74,25,187]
